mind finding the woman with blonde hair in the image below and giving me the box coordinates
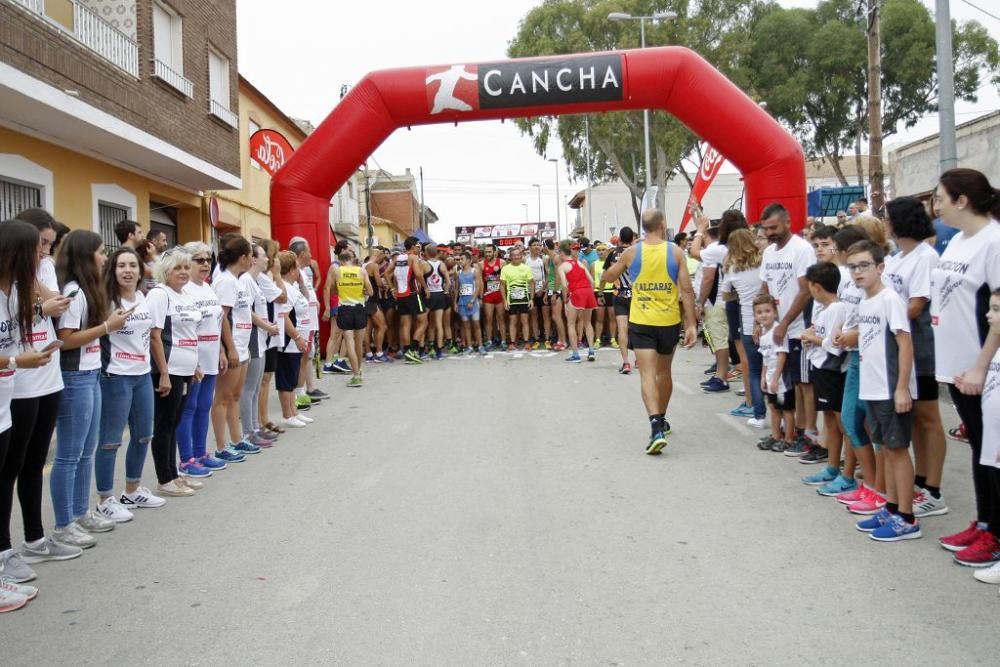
[721,228,765,427]
[853,215,891,254]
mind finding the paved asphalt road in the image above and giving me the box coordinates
[4,346,998,665]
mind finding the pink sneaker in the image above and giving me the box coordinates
[836,484,866,505]
[847,487,887,515]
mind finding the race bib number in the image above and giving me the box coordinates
[510,287,528,302]
[460,284,474,296]
[486,279,500,293]
[619,288,632,299]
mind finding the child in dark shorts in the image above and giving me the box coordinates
[754,294,797,452]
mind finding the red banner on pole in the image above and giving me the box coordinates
[249,129,295,178]
[679,146,726,231]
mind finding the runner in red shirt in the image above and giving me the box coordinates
[480,245,506,349]
[558,241,597,362]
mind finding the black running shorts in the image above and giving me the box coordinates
[428,292,449,311]
[336,304,368,331]
[613,297,631,318]
[397,294,426,317]
[812,368,846,414]
[628,323,680,356]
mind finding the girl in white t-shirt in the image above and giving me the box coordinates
[275,251,313,429]
[50,231,130,544]
[147,249,203,499]
[210,235,259,457]
[256,240,288,436]
[238,244,280,447]
[884,198,948,518]
[177,242,236,471]
[94,246,162,523]
[721,229,764,425]
[932,168,1000,563]
[0,218,66,591]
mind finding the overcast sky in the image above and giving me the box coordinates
[237,0,1000,240]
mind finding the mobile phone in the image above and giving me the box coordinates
[66,289,79,298]
[42,340,64,353]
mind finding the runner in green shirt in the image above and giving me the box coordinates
[500,247,535,351]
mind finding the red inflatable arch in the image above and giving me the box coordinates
[271,45,805,302]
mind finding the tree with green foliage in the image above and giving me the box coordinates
[748,0,1000,186]
[508,0,765,223]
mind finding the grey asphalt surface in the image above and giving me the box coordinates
[4,346,999,665]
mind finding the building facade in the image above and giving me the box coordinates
[0,0,240,248]
[889,111,1000,200]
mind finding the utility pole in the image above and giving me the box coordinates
[866,0,885,216]
[419,166,426,231]
[585,115,594,239]
[936,0,958,172]
[364,165,374,249]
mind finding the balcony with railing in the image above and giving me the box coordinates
[209,98,238,129]
[153,58,193,98]
[6,0,139,77]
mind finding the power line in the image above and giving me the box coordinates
[960,0,1000,23]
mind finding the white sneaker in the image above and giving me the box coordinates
[121,486,167,509]
[176,477,203,490]
[747,417,767,429]
[0,586,27,613]
[76,510,115,533]
[96,496,134,523]
[913,488,949,518]
[0,575,37,601]
[281,417,306,429]
[51,524,96,549]
[156,481,194,497]
[973,560,1000,584]
[296,414,314,424]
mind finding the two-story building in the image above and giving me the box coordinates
[0,0,240,249]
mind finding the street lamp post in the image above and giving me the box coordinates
[608,10,677,194]
[532,183,541,224]
[547,159,561,238]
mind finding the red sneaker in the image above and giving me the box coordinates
[953,531,1000,567]
[847,486,887,515]
[836,484,867,505]
[939,521,983,552]
[947,424,968,443]
[507,343,516,352]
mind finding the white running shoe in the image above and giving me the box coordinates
[973,560,1000,584]
[0,575,37,601]
[96,496,134,523]
[913,488,949,518]
[156,481,194,497]
[121,486,167,508]
[51,524,96,549]
[746,417,767,429]
[296,414,314,424]
[176,477,203,491]
[0,585,27,613]
[282,416,306,428]
[76,510,115,533]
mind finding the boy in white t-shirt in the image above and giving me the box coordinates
[799,262,848,482]
[848,241,920,542]
[754,293,796,452]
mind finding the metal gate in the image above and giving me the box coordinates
[99,202,129,253]
[0,179,42,220]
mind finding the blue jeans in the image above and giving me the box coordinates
[177,374,217,461]
[95,373,154,496]
[842,351,871,448]
[741,334,766,420]
[51,370,101,528]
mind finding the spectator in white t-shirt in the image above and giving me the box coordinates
[758,203,818,450]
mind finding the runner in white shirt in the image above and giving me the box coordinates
[720,229,764,424]
[176,242,238,472]
[255,240,288,436]
[275,251,313,429]
[94,245,163,523]
[51,231,130,543]
[758,203,818,446]
[929,168,1000,563]
[238,244,280,447]
[210,235,259,458]
[290,239,326,404]
[883,197,949,518]
[848,239,920,542]
[146,249,203,498]
[2,217,78,572]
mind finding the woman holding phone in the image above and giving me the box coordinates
[147,249,203,497]
[50,231,130,544]
[0,218,75,585]
[0,219,61,606]
[94,246,162,522]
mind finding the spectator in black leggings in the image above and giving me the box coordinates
[931,168,1000,569]
[0,218,74,586]
[146,249,203,498]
